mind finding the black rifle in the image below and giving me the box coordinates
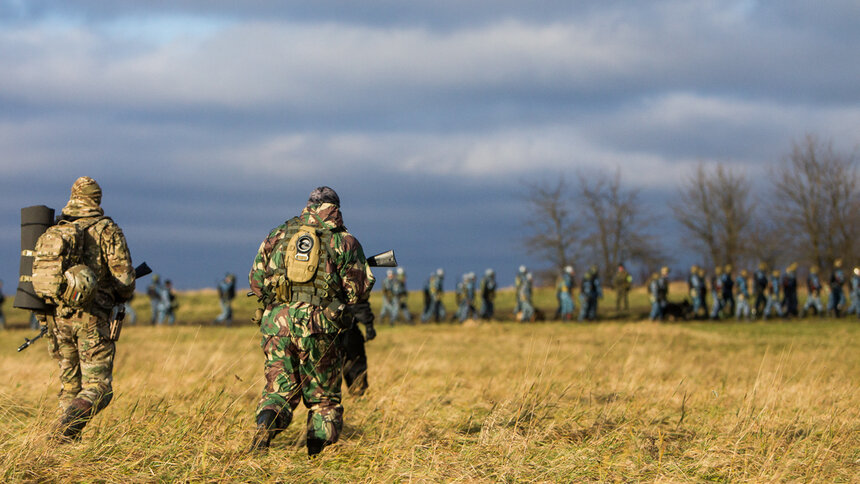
[17,325,47,352]
[17,262,153,351]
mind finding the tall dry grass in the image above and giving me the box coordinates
[1,317,858,482]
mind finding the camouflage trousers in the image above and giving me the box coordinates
[256,332,344,445]
[48,312,115,415]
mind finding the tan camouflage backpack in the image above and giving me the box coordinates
[30,217,104,309]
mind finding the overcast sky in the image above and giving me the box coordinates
[2,1,859,292]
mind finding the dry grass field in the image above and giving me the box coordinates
[1,287,859,482]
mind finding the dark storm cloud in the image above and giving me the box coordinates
[2,1,859,287]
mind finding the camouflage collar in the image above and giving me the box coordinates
[300,203,344,230]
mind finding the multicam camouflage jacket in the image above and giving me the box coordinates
[61,193,135,320]
[249,203,375,337]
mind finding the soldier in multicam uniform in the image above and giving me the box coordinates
[735,269,751,321]
[422,268,446,323]
[556,266,575,321]
[800,266,823,317]
[613,263,632,312]
[248,187,375,456]
[379,270,398,325]
[827,259,846,318]
[691,266,708,319]
[46,177,136,442]
[752,262,768,318]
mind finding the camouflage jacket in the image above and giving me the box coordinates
[249,203,375,337]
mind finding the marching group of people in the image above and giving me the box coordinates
[377,258,860,325]
[655,259,860,322]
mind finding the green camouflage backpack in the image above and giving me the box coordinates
[30,218,103,309]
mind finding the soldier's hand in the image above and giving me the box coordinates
[348,301,375,326]
[364,323,377,341]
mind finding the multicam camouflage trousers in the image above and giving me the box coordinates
[47,312,115,414]
[256,332,344,445]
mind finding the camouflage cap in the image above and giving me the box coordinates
[62,176,104,217]
[307,186,340,207]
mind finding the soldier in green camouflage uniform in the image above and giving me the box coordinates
[47,177,136,442]
[249,187,375,456]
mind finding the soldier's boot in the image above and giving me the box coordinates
[249,410,282,453]
[53,400,93,443]
[307,438,332,457]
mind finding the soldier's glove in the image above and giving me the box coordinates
[348,301,375,327]
[364,322,376,341]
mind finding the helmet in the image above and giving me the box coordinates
[835,258,843,268]
[485,268,494,276]
[715,266,723,275]
[772,269,780,277]
[810,265,819,274]
[62,264,97,307]
[396,267,405,275]
[564,265,573,274]
[690,264,698,272]
[589,265,598,275]
[854,267,860,276]
[758,261,767,270]
[740,269,748,277]
[518,265,527,273]
[724,264,732,273]
[787,262,797,273]
[386,269,394,277]
[436,268,444,276]
[660,266,670,276]
[526,272,533,281]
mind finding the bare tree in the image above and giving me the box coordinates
[521,177,580,278]
[672,163,754,269]
[578,167,663,284]
[771,134,860,269]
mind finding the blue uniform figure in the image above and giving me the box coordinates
[518,272,535,322]
[157,279,176,325]
[456,272,477,322]
[379,270,399,325]
[556,266,575,321]
[479,269,496,320]
[691,266,708,318]
[752,263,768,318]
[801,266,823,317]
[710,267,724,319]
[828,259,846,318]
[763,270,784,319]
[720,265,735,317]
[422,268,447,323]
[147,274,165,325]
[847,268,860,318]
[579,266,602,321]
[394,268,413,324]
[735,270,751,320]
[513,265,527,317]
[215,273,236,326]
[647,273,661,321]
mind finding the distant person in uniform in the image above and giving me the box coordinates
[801,266,823,317]
[828,259,846,318]
[147,274,163,325]
[215,273,236,326]
[0,279,5,329]
[422,268,446,323]
[613,264,632,312]
[479,269,496,320]
[393,267,413,324]
[379,270,398,325]
[556,266,575,321]
[518,272,535,322]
